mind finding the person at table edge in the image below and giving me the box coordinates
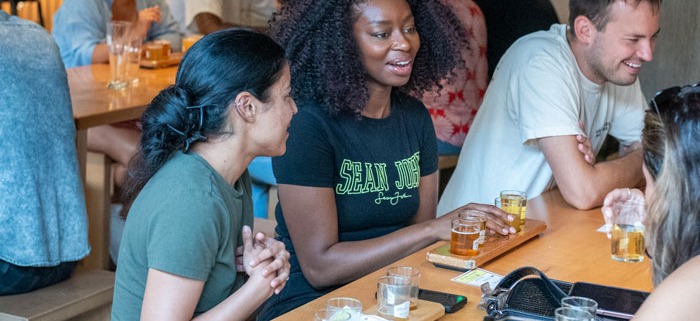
[52,0,181,68]
[167,0,276,36]
[438,0,660,213]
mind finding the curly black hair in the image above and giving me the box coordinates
[272,0,467,116]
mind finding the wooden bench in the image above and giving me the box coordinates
[0,269,114,321]
[438,154,459,170]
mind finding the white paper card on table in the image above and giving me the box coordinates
[451,268,503,289]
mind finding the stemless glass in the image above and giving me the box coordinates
[495,196,522,232]
[610,201,646,262]
[387,266,420,310]
[326,297,362,321]
[561,296,598,316]
[450,217,481,256]
[377,275,411,320]
[554,307,594,321]
[501,190,527,227]
[461,209,487,244]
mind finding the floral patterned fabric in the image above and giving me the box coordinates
[421,0,488,150]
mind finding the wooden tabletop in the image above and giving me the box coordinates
[273,190,653,321]
[67,63,177,269]
[68,63,177,129]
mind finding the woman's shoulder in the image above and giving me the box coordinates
[291,99,340,127]
[633,255,700,320]
[144,153,222,196]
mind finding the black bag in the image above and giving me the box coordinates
[478,267,625,321]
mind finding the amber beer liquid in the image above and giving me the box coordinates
[611,223,645,262]
[450,224,480,256]
[143,43,164,61]
[182,34,203,53]
[501,190,527,228]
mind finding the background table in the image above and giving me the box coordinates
[68,64,177,269]
[273,190,653,321]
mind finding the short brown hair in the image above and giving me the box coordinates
[568,0,661,34]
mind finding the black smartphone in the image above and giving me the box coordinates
[418,288,467,313]
[569,282,649,319]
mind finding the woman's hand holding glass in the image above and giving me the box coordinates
[601,188,645,238]
[439,203,517,238]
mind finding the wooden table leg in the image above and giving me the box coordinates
[76,129,112,270]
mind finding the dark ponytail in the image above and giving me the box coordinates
[119,29,286,217]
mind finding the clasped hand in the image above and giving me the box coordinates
[236,226,291,294]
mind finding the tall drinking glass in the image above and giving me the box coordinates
[106,21,132,90]
[124,35,142,86]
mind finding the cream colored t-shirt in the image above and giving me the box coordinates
[168,0,276,35]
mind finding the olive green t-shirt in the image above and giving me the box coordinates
[111,152,253,320]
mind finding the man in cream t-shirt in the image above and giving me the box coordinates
[438,0,661,214]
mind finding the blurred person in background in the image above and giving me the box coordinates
[0,12,90,295]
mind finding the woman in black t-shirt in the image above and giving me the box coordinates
[257,0,517,319]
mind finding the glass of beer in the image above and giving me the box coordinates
[501,190,527,227]
[387,266,420,310]
[450,217,482,256]
[495,196,522,232]
[143,41,164,61]
[461,209,487,244]
[182,34,203,53]
[154,39,171,59]
[610,201,645,262]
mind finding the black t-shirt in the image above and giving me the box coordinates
[264,93,438,315]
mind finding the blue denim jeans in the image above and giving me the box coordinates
[0,260,77,295]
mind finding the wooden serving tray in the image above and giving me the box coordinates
[427,219,547,271]
[140,52,183,69]
[363,299,445,321]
